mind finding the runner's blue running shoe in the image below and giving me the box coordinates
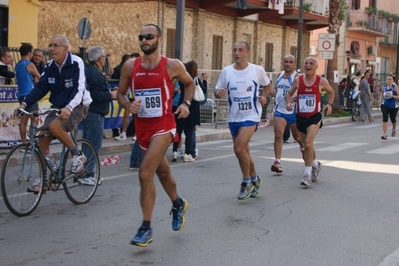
[170,198,189,231]
[130,227,153,247]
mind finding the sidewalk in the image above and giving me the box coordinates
[0,110,382,163]
[98,109,382,156]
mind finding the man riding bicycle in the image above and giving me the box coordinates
[15,34,92,193]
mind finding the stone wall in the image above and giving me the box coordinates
[37,0,310,71]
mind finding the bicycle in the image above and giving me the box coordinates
[349,90,361,122]
[1,108,100,216]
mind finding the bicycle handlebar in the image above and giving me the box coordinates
[18,108,61,117]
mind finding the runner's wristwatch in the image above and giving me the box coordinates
[183,100,191,106]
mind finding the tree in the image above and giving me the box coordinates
[326,0,346,112]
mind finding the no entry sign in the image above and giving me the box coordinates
[318,33,336,52]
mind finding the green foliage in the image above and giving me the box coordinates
[339,0,348,21]
[391,14,399,23]
[327,110,351,117]
[378,10,391,20]
[355,20,368,27]
[303,3,312,13]
[365,6,377,15]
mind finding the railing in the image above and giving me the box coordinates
[285,0,329,16]
[347,11,392,35]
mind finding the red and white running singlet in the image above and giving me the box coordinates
[296,75,321,117]
[130,56,176,146]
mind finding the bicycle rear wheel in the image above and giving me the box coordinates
[1,144,44,216]
[351,100,359,122]
[62,139,100,204]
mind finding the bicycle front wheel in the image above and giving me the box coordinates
[351,100,359,122]
[1,144,44,216]
[62,139,100,205]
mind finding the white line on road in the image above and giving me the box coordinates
[317,142,367,152]
[260,156,399,174]
[367,144,399,155]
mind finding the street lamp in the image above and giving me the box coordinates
[296,0,304,72]
[174,0,185,60]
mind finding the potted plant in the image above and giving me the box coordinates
[365,6,377,15]
[391,14,399,23]
[303,3,312,13]
[355,20,365,26]
[378,10,391,20]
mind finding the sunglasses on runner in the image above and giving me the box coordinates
[138,34,158,41]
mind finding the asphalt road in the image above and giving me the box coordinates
[1,118,399,266]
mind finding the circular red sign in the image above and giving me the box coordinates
[322,40,331,50]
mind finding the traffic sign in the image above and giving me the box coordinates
[320,52,333,59]
[318,33,336,52]
[77,18,91,40]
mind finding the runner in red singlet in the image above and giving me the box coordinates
[117,24,195,247]
[285,57,334,187]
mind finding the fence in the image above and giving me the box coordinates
[199,70,280,128]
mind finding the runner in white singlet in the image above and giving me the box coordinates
[214,41,271,200]
[270,55,304,174]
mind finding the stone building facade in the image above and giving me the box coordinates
[38,0,311,72]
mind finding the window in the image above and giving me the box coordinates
[212,35,223,70]
[368,0,376,8]
[265,43,273,71]
[351,0,360,10]
[166,29,176,58]
[0,7,8,47]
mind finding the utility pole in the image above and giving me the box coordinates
[396,26,399,79]
[174,0,185,60]
[296,0,304,72]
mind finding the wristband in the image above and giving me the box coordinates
[66,105,74,112]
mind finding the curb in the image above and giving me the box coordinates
[0,112,383,165]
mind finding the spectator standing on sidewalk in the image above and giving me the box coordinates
[270,54,304,174]
[117,24,193,247]
[171,78,184,161]
[112,54,133,140]
[30,48,45,74]
[286,56,334,187]
[114,53,140,140]
[0,50,15,85]
[15,44,41,145]
[174,60,206,162]
[359,71,374,123]
[379,75,399,140]
[215,41,271,200]
[81,46,117,185]
[368,73,376,92]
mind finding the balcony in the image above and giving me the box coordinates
[347,11,391,37]
[285,0,329,17]
[164,0,329,31]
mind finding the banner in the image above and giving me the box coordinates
[0,85,129,146]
